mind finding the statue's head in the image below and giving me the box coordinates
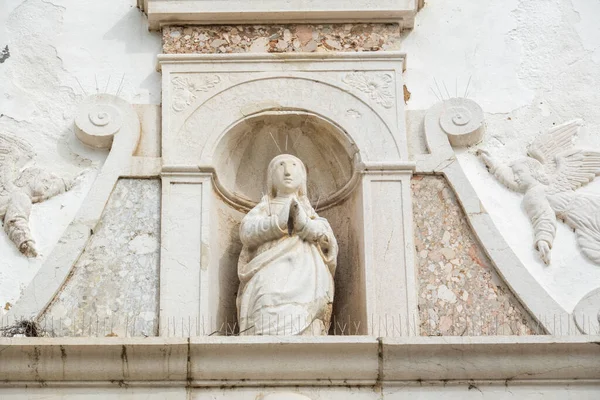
[510,157,549,191]
[267,154,307,198]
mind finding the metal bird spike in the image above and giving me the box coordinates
[268,131,282,153]
[430,86,443,103]
[74,76,87,96]
[443,81,451,99]
[115,73,125,98]
[433,78,445,101]
[104,75,111,94]
[464,75,472,98]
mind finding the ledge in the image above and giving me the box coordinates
[0,336,598,387]
[139,0,419,31]
[157,51,407,71]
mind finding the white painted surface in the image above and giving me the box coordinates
[0,0,161,314]
[2,0,600,322]
[402,0,600,312]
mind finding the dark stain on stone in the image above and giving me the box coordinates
[0,46,10,64]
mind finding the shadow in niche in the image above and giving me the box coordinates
[216,207,243,335]
[213,189,367,337]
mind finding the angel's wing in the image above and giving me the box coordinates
[575,209,600,264]
[527,119,582,171]
[0,133,34,169]
[547,149,600,194]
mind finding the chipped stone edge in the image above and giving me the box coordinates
[0,336,598,386]
[416,101,572,335]
[6,96,142,321]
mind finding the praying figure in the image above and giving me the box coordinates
[236,154,338,335]
[1,134,79,257]
[478,120,600,265]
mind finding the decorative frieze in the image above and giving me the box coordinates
[163,24,402,54]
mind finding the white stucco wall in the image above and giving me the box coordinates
[402,0,600,312]
[1,0,599,318]
[0,0,161,314]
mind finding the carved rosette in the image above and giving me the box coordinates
[171,74,221,112]
[342,72,394,109]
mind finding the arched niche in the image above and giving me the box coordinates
[159,55,415,336]
[211,110,367,332]
[165,76,405,168]
[212,110,360,211]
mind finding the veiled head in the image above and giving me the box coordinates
[267,154,308,198]
[510,157,549,190]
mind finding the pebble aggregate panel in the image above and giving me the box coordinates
[39,179,160,337]
[163,24,402,54]
[412,175,537,336]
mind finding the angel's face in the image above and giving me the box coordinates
[512,162,536,190]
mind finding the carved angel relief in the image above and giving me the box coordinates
[478,120,600,265]
[0,134,78,257]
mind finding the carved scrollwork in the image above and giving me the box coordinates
[172,74,221,112]
[342,72,394,109]
[435,97,485,147]
[75,95,124,148]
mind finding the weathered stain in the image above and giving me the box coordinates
[403,84,411,104]
[0,46,9,63]
[121,345,129,379]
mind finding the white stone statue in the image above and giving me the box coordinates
[236,154,338,335]
[478,120,600,265]
[0,134,79,257]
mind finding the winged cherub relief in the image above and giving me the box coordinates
[478,120,600,265]
[0,134,79,257]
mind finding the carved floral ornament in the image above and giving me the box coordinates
[342,72,394,109]
[171,74,221,112]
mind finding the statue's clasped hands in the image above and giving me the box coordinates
[278,197,328,245]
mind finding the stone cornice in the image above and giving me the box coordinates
[139,0,419,31]
[157,51,407,71]
[1,336,599,387]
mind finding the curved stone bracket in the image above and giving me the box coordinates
[417,100,572,335]
[7,94,141,320]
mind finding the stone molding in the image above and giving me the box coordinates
[158,51,418,337]
[0,336,598,386]
[416,100,572,335]
[138,0,418,31]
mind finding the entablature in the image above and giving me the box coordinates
[138,0,420,31]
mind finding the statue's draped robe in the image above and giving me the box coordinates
[237,197,337,335]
